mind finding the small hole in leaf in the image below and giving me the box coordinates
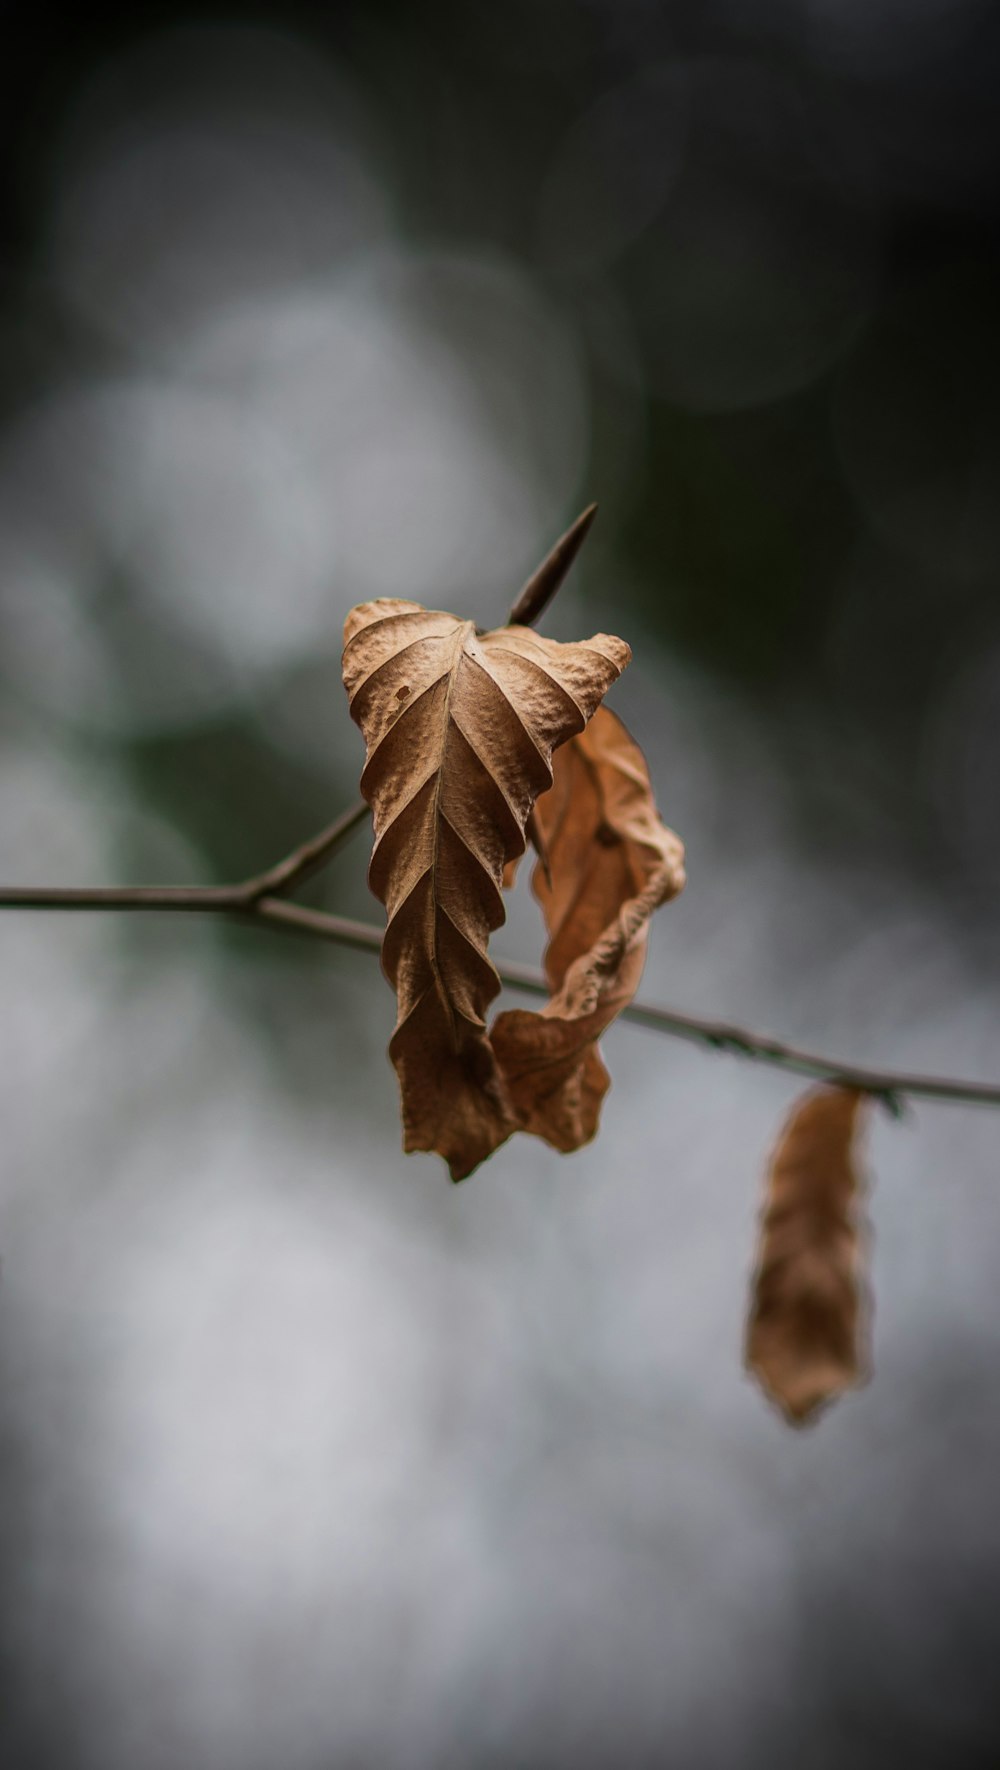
[396,685,411,701]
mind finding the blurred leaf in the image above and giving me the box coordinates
[745,1085,870,1426]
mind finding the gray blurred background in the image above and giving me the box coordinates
[1,2,999,1765]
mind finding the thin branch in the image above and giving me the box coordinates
[0,864,996,1110]
[0,801,371,917]
[250,907,1000,1112]
[507,504,598,630]
[0,882,247,911]
[241,799,370,901]
[251,897,383,955]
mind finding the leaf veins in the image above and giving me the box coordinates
[342,600,630,1179]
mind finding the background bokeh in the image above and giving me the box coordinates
[1,3,999,1765]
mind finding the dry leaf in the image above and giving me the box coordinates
[745,1085,870,1426]
[490,706,685,1152]
[342,599,630,1179]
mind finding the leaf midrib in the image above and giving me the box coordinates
[428,620,477,1052]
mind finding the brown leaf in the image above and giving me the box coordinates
[745,1085,871,1426]
[342,600,630,1179]
[490,706,685,1152]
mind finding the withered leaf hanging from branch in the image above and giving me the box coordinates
[745,1085,871,1427]
[491,707,685,1152]
[342,600,630,1180]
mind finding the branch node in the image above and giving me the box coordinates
[239,799,370,903]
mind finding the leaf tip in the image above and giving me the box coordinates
[507,503,600,629]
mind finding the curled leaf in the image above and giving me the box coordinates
[342,600,630,1179]
[745,1085,871,1426]
[490,706,685,1152]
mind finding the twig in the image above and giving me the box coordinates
[251,897,383,954]
[0,857,996,1110]
[0,800,370,916]
[507,504,598,630]
[0,883,248,911]
[250,909,1000,1111]
[241,800,370,901]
